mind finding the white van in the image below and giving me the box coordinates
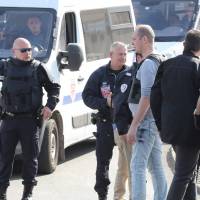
[132,0,199,58]
[0,0,135,173]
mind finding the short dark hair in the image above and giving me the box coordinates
[184,29,200,52]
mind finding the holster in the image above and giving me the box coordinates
[0,106,3,120]
[91,112,111,124]
[36,106,44,128]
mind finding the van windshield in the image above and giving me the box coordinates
[132,0,197,41]
[0,9,55,62]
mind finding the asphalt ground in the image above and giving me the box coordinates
[7,141,178,200]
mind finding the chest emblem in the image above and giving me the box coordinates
[120,84,127,93]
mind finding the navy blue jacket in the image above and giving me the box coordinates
[82,61,133,135]
[112,67,133,135]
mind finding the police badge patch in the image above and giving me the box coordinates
[120,84,127,93]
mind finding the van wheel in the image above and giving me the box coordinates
[38,119,59,174]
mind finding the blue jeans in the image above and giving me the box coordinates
[131,120,167,200]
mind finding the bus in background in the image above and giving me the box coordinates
[132,0,199,58]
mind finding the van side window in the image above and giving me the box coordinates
[109,8,134,49]
[59,12,77,51]
[81,7,133,61]
[81,9,112,61]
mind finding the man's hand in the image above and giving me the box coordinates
[194,108,200,115]
[194,96,200,115]
[41,106,52,120]
[106,92,112,107]
[127,125,138,144]
[120,134,128,142]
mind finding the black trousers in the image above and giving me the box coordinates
[0,117,39,186]
[94,121,115,197]
[167,145,200,200]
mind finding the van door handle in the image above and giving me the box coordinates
[77,76,84,82]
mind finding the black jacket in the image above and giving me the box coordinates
[82,62,132,133]
[0,58,60,112]
[112,67,133,135]
[150,52,200,146]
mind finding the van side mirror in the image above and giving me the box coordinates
[57,43,84,71]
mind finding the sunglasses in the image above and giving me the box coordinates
[15,48,32,53]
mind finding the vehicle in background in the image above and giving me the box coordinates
[132,0,199,58]
[0,0,135,173]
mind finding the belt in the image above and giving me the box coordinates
[97,117,112,123]
[3,112,35,119]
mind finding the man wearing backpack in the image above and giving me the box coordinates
[127,24,167,200]
[0,37,60,200]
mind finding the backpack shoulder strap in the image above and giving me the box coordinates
[146,53,166,65]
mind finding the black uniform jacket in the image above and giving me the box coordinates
[82,61,132,134]
[112,67,133,135]
[0,58,60,111]
[150,52,200,146]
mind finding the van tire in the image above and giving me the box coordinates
[38,119,59,174]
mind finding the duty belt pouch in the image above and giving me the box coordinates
[0,106,3,120]
[194,114,200,130]
[36,106,43,128]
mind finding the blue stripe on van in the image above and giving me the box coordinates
[62,92,82,105]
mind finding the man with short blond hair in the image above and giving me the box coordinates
[127,24,167,200]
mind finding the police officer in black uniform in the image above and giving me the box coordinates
[0,37,60,200]
[82,41,131,200]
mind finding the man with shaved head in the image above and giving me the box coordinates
[12,38,32,61]
[0,38,60,200]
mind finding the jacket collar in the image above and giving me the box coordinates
[105,61,127,73]
[10,57,33,67]
[183,51,199,59]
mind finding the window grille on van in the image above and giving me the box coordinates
[81,7,134,62]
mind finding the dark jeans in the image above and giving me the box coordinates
[167,145,200,200]
[94,121,115,197]
[173,145,198,200]
[0,118,39,186]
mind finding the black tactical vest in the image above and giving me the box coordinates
[128,54,165,104]
[1,60,43,113]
